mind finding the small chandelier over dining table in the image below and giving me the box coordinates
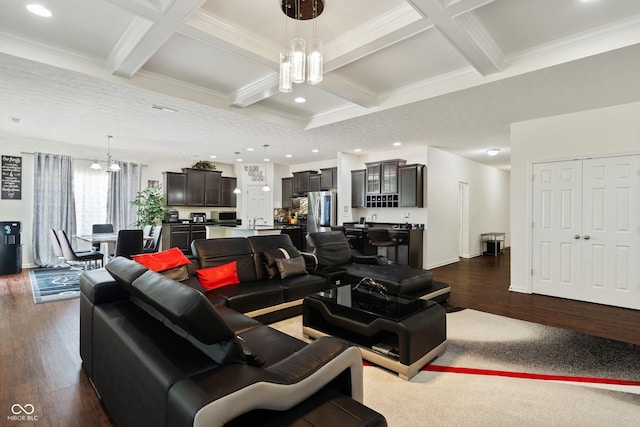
[90,135,120,172]
[279,0,325,93]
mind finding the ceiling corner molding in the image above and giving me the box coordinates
[183,9,281,68]
[108,16,154,74]
[326,4,424,63]
[229,74,280,108]
[320,73,380,108]
[454,12,504,71]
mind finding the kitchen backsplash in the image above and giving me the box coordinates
[274,198,308,220]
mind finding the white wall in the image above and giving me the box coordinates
[426,147,510,269]
[510,101,640,293]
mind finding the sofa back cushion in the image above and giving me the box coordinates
[306,231,352,266]
[248,234,299,280]
[192,237,258,282]
[131,270,237,345]
[105,256,149,294]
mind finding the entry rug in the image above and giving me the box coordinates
[29,267,82,303]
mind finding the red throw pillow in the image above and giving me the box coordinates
[132,247,191,272]
[196,261,240,291]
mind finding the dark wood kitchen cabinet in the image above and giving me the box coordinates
[282,177,293,208]
[185,168,223,207]
[351,169,366,208]
[366,160,405,195]
[309,174,321,192]
[221,177,237,207]
[399,164,424,207]
[163,223,206,254]
[320,167,337,190]
[185,169,205,206]
[292,170,318,196]
[164,172,187,206]
[204,171,222,206]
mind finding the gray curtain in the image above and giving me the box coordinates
[107,160,142,231]
[33,153,76,267]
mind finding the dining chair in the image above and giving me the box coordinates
[54,229,104,270]
[142,225,153,248]
[48,228,66,267]
[92,223,114,251]
[111,229,144,259]
[142,226,162,253]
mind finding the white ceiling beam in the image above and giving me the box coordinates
[405,0,502,75]
[108,0,206,78]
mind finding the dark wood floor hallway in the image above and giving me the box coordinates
[430,249,640,346]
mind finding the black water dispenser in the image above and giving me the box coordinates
[0,221,21,275]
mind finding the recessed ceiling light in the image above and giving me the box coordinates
[26,4,52,17]
[236,157,243,162]
[312,149,319,153]
[487,148,500,156]
[393,142,402,146]
[285,154,292,158]
[294,97,306,103]
[209,155,217,159]
[354,148,362,152]
[263,157,270,162]
[246,148,254,151]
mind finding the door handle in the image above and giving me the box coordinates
[574,234,581,239]
[583,235,591,240]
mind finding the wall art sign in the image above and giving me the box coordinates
[1,155,22,200]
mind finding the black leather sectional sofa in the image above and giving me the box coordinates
[80,257,387,427]
[186,233,449,322]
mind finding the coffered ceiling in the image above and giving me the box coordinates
[1,0,640,169]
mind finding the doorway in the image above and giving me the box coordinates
[458,182,469,258]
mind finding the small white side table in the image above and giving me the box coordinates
[480,232,506,256]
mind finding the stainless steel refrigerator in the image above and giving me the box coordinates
[307,191,337,233]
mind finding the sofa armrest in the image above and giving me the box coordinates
[301,251,318,271]
[189,337,364,427]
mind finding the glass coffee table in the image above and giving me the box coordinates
[302,285,447,380]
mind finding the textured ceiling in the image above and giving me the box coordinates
[1,0,640,170]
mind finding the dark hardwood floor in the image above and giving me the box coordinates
[430,249,640,347]
[1,253,638,426]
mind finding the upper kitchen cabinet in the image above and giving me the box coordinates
[164,169,232,207]
[354,159,424,208]
[221,176,237,207]
[292,170,319,196]
[366,160,405,195]
[398,164,424,208]
[282,177,293,208]
[185,169,206,206]
[164,172,187,206]
[351,169,366,208]
[320,167,337,190]
[309,174,321,192]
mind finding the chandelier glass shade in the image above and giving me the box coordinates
[278,0,324,92]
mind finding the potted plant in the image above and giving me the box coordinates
[130,186,167,228]
[192,160,216,171]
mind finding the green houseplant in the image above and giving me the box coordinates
[130,186,167,228]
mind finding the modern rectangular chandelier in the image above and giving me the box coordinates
[279,0,324,93]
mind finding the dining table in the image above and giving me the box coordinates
[75,233,152,262]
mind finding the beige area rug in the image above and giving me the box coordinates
[270,309,640,427]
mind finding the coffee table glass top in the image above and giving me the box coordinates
[309,285,433,321]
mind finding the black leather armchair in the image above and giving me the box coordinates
[306,231,450,302]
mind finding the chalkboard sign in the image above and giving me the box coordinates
[2,155,22,200]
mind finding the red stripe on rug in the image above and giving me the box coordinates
[423,365,640,386]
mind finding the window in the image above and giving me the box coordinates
[74,159,108,237]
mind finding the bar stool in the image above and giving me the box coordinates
[367,228,398,263]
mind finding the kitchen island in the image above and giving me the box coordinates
[206,224,301,239]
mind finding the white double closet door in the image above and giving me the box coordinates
[531,155,640,310]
